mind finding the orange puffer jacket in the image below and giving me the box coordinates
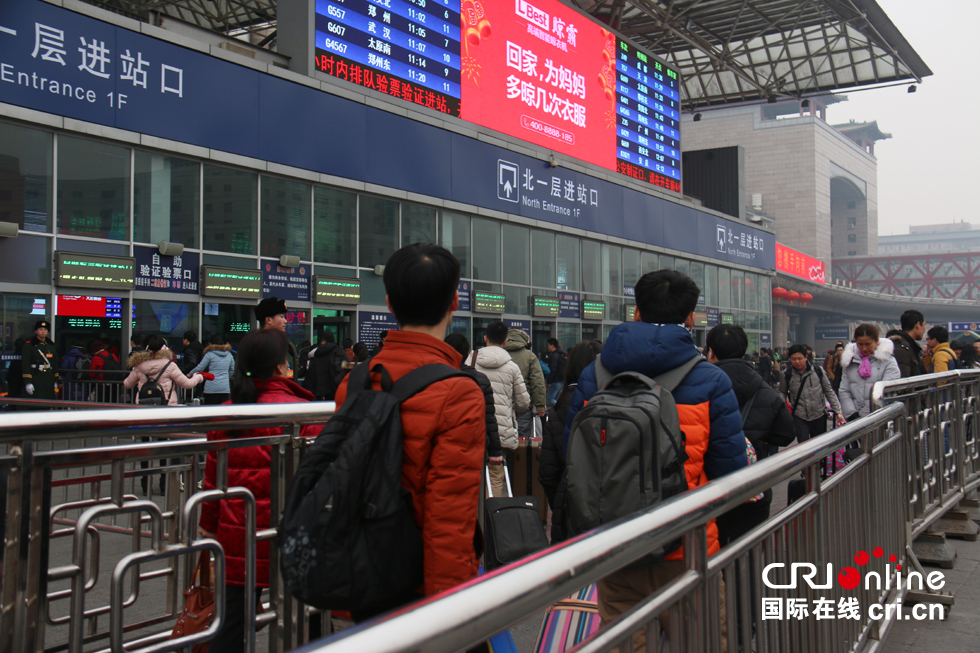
[335,330,486,597]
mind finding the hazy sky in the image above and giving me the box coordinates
[822,0,980,236]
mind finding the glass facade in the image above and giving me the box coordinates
[0,118,774,367]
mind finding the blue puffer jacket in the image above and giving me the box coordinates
[189,345,235,395]
[562,322,749,557]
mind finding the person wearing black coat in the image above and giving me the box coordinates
[539,339,602,543]
[707,325,795,546]
[303,334,348,401]
[181,331,205,374]
[444,334,502,462]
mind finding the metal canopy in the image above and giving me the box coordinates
[83,0,932,110]
[583,0,932,109]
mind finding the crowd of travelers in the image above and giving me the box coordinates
[8,242,979,652]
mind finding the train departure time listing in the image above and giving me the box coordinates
[313,0,681,192]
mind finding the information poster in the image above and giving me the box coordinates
[458,280,471,311]
[313,0,681,190]
[134,245,200,294]
[504,318,531,334]
[558,291,580,319]
[262,259,311,302]
[357,311,399,347]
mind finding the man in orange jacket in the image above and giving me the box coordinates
[335,243,486,597]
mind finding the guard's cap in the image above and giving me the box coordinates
[255,297,287,323]
[34,320,50,330]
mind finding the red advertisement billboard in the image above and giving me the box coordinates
[776,243,825,285]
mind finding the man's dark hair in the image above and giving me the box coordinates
[927,325,949,343]
[302,339,312,348]
[208,333,225,346]
[342,338,353,349]
[706,324,748,360]
[444,333,470,361]
[485,320,508,346]
[547,337,560,349]
[788,343,809,358]
[901,310,925,332]
[634,269,700,324]
[319,332,335,344]
[183,330,198,342]
[382,243,461,327]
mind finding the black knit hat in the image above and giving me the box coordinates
[34,320,50,330]
[255,297,287,323]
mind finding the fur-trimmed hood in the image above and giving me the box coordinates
[203,343,232,355]
[127,347,174,368]
[841,337,894,368]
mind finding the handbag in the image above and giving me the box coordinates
[171,552,215,653]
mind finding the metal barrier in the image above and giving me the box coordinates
[0,402,335,653]
[5,371,978,653]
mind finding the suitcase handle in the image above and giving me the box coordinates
[485,464,513,499]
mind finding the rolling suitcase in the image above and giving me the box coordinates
[484,466,549,571]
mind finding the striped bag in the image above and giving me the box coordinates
[534,584,601,653]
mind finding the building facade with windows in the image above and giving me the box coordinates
[0,0,777,378]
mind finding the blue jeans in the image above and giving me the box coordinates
[547,382,564,407]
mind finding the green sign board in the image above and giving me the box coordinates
[582,300,606,321]
[201,265,263,300]
[720,313,735,325]
[313,276,360,305]
[694,312,709,327]
[530,296,560,318]
[55,251,135,291]
[473,291,506,314]
[621,304,635,322]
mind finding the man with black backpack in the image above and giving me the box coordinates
[281,243,485,620]
[561,270,747,649]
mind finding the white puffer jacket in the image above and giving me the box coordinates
[472,346,531,450]
[839,338,901,418]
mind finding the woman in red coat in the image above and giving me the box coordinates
[198,328,323,653]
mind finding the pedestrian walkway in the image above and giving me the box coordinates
[887,531,980,651]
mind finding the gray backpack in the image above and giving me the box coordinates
[564,354,701,558]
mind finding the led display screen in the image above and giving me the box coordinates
[581,300,605,321]
[55,252,135,291]
[201,266,263,300]
[57,295,123,318]
[313,0,681,191]
[720,312,735,325]
[473,291,506,313]
[313,276,362,304]
[621,303,635,322]
[693,311,708,327]
[530,295,559,317]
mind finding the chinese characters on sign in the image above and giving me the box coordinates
[715,224,766,263]
[776,242,826,284]
[357,311,399,348]
[134,246,199,293]
[261,259,310,302]
[558,291,580,319]
[497,159,599,220]
[0,13,186,110]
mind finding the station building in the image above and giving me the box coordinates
[0,0,803,372]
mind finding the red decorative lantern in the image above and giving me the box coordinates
[786,290,801,303]
[799,292,813,304]
[772,287,789,301]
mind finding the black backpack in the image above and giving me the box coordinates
[279,362,476,619]
[563,354,700,558]
[94,351,121,372]
[138,361,173,405]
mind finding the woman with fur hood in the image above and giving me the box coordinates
[839,323,901,420]
[124,334,208,406]
[189,334,236,404]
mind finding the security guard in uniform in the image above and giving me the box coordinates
[22,320,59,399]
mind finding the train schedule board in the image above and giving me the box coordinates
[55,252,135,291]
[530,295,559,317]
[200,266,263,300]
[473,291,506,313]
[312,0,681,191]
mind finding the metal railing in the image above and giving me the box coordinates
[4,371,979,653]
[0,402,335,653]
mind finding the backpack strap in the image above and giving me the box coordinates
[653,355,704,393]
[594,355,614,390]
[390,364,474,404]
[740,392,758,425]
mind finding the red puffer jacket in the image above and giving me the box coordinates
[335,330,486,597]
[199,377,323,587]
